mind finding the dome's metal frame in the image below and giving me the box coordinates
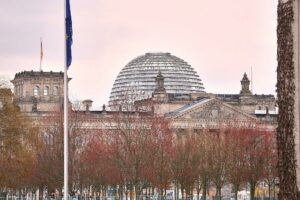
[109,52,204,105]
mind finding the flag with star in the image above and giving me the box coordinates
[66,0,73,68]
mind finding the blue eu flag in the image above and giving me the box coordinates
[66,0,73,68]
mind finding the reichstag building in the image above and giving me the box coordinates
[11,52,277,131]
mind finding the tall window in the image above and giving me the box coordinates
[16,84,23,97]
[44,86,49,96]
[16,85,19,96]
[33,86,39,96]
[53,86,58,96]
[20,85,23,97]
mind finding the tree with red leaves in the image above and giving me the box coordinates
[243,127,268,200]
[145,117,173,200]
[32,104,88,199]
[226,127,249,200]
[261,131,277,200]
[172,133,200,200]
[206,129,230,200]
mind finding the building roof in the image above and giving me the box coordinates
[13,70,64,79]
[166,98,211,118]
[109,52,204,105]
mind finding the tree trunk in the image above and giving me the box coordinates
[134,185,138,200]
[196,178,201,200]
[196,181,200,200]
[202,182,207,200]
[159,188,163,200]
[216,186,221,200]
[39,187,43,200]
[232,183,240,200]
[164,187,167,200]
[234,188,238,200]
[129,186,133,200]
[277,0,300,199]
[181,187,184,200]
[250,182,256,200]
[174,182,178,200]
[268,182,271,200]
[274,184,277,200]
[125,190,128,200]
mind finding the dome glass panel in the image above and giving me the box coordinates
[109,52,204,105]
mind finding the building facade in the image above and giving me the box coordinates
[11,71,71,112]
[11,53,277,133]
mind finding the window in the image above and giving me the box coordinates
[20,85,23,97]
[44,86,49,96]
[16,85,19,96]
[53,86,58,96]
[33,86,39,96]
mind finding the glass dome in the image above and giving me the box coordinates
[109,52,204,105]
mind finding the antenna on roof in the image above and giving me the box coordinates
[251,66,253,94]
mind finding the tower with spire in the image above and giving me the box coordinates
[240,73,252,96]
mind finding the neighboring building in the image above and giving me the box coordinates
[11,53,277,132]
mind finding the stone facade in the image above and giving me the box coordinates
[11,70,277,136]
[11,71,71,112]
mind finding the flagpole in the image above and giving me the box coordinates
[64,0,69,200]
[40,38,42,71]
[251,66,253,94]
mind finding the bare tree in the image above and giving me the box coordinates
[0,76,13,90]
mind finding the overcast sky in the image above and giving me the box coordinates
[0,0,277,108]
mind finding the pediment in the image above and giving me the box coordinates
[167,98,257,122]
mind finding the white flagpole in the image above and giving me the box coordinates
[64,0,69,199]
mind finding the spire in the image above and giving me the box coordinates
[240,73,251,95]
[153,71,168,102]
[154,70,166,93]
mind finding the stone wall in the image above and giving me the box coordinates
[11,71,65,112]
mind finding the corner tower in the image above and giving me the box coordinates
[240,73,251,96]
[11,71,69,112]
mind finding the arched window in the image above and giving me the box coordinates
[53,86,59,96]
[44,86,49,96]
[33,86,39,96]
